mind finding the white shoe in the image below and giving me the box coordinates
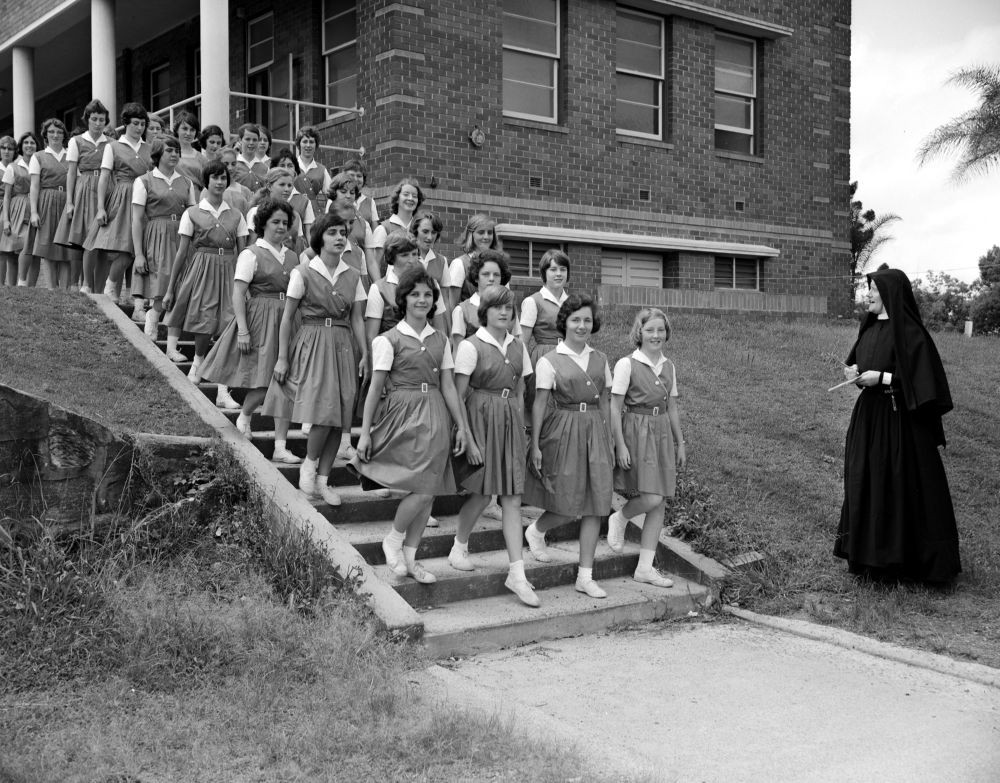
[524,523,551,563]
[448,546,475,572]
[407,560,437,584]
[483,501,503,520]
[382,537,407,576]
[272,445,302,464]
[216,385,240,410]
[300,423,312,435]
[425,515,439,528]
[375,488,392,498]
[102,280,116,297]
[318,482,342,506]
[299,460,318,496]
[575,578,608,599]
[187,365,201,384]
[143,310,158,339]
[633,567,674,588]
[166,347,186,363]
[235,414,253,438]
[131,302,146,323]
[337,444,357,461]
[79,285,92,294]
[505,575,540,607]
[607,510,628,553]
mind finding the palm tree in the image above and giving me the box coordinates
[918,65,1000,181]
[850,181,900,279]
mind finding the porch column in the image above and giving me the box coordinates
[200,0,231,136]
[91,0,117,120]
[11,46,35,137]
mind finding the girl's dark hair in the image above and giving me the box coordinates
[556,293,601,337]
[200,124,225,148]
[395,266,439,316]
[410,211,443,240]
[82,99,110,125]
[389,177,424,215]
[539,248,571,282]
[252,197,295,237]
[16,131,41,157]
[326,170,358,201]
[295,126,320,150]
[309,211,350,254]
[39,118,68,142]
[341,157,368,180]
[383,232,419,268]
[467,249,512,288]
[172,110,200,138]
[477,285,515,327]
[201,158,230,187]
[150,135,180,166]
[270,146,300,174]
[236,123,260,143]
[120,102,149,127]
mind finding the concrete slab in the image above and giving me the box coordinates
[419,620,1000,782]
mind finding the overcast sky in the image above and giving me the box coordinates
[851,0,1000,284]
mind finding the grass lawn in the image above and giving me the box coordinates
[0,288,210,437]
[593,311,1000,668]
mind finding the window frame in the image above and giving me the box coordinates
[148,62,171,114]
[714,32,757,155]
[615,6,665,140]
[247,12,275,75]
[601,249,664,288]
[503,238,565,278]
[714,256,761,290]
[322,0,359,119]
[502,0,561,124]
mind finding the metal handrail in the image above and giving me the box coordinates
[231,91,365,156]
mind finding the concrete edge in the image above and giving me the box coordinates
[723,605,1000,690]
[90,294,423,638]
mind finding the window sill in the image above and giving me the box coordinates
[503,117,569,134]
[715,150,764,164]
[314,113,359,132]
[714,287,762,292]
[616,134,674,151]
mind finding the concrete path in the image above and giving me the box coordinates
[419,617,1000,783]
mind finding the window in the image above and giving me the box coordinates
[616,7,664,138]
[192,48,201,107]
[502,0,559,122]
[715,33,756,154]
[148,63,170,113]
[602,250,662,287]
[247,13,274,74]
[59,107,76,131]
[714,256,760,289]
[323,0,358,117]
[504,239,564,277]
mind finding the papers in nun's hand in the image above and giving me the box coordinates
[828,376,862,392]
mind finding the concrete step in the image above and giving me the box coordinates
[374,539,643,609]
[420,572,709,658]
[301,484,465,525]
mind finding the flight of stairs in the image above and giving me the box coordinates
[135,313,711,657]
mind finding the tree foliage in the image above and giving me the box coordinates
[918,65,1000,181]
[971,245,1000,334]
[850,181,901,279]
[978,244,1000,286]
[911,272,973,330]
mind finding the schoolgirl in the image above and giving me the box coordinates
[523,293,614,599]
[262,211,368,506]
[161,159,248,402]
[450,249,518,352]
[130,136,197,337]
[253,125,271,176]
[83,102,152,300]
[444,213,502,310]
[1,132,37,286]
[200,198,303,465]
[341,157,378,231]
[215,147,253,214]
[607,308,686,588]
[520,249,570,367]
[450,285,539,606]
[246,167,310,255]
[232,124,264,191]
[145,115,165,140]
[410,211,450,289]
[349,266,470,584]
[370,177,423,270]
[269,148,315,252]
[26,119,74,289]
[325,170,376,281]
[173,110,206,190]
[294,126,332,215]
[199,125,226,160]
[52,99,110,293]
[0,136,15,285]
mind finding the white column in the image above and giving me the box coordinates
[91,0,117,120]
[200,0,230,136]
[11,46,35,137]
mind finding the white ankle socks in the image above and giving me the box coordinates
[578,566,593,583]
[638,549,655,571]
[402,544,418,570]
[508,560,526,581]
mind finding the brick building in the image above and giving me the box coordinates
[0,0,852,315]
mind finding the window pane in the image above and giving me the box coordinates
[715,129,753,154]
[504,80,555,118]
[249,16,273,46]
[716,36,754,69]
[505,239,530,276]
[716,65,753,95]
[324,9,357,52]
[617,100,659,136]
[617,10,661,47]
[714,258,733,287]
[504,0,556,24]
[323,0,354,17]
[504,15,558,54]
[618,73,658,105]
[503,50,555,88]
[618,40,661,76]
[716,94,752,130]
[734,259,758,289]
[327,45,358,109]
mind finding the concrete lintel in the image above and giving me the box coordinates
[375,3,424,17]
[631,0,793,38]
[374,49,425,63]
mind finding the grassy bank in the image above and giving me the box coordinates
[593,311,1000,667]
[0,449,609,782]
[0,288,210,437]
